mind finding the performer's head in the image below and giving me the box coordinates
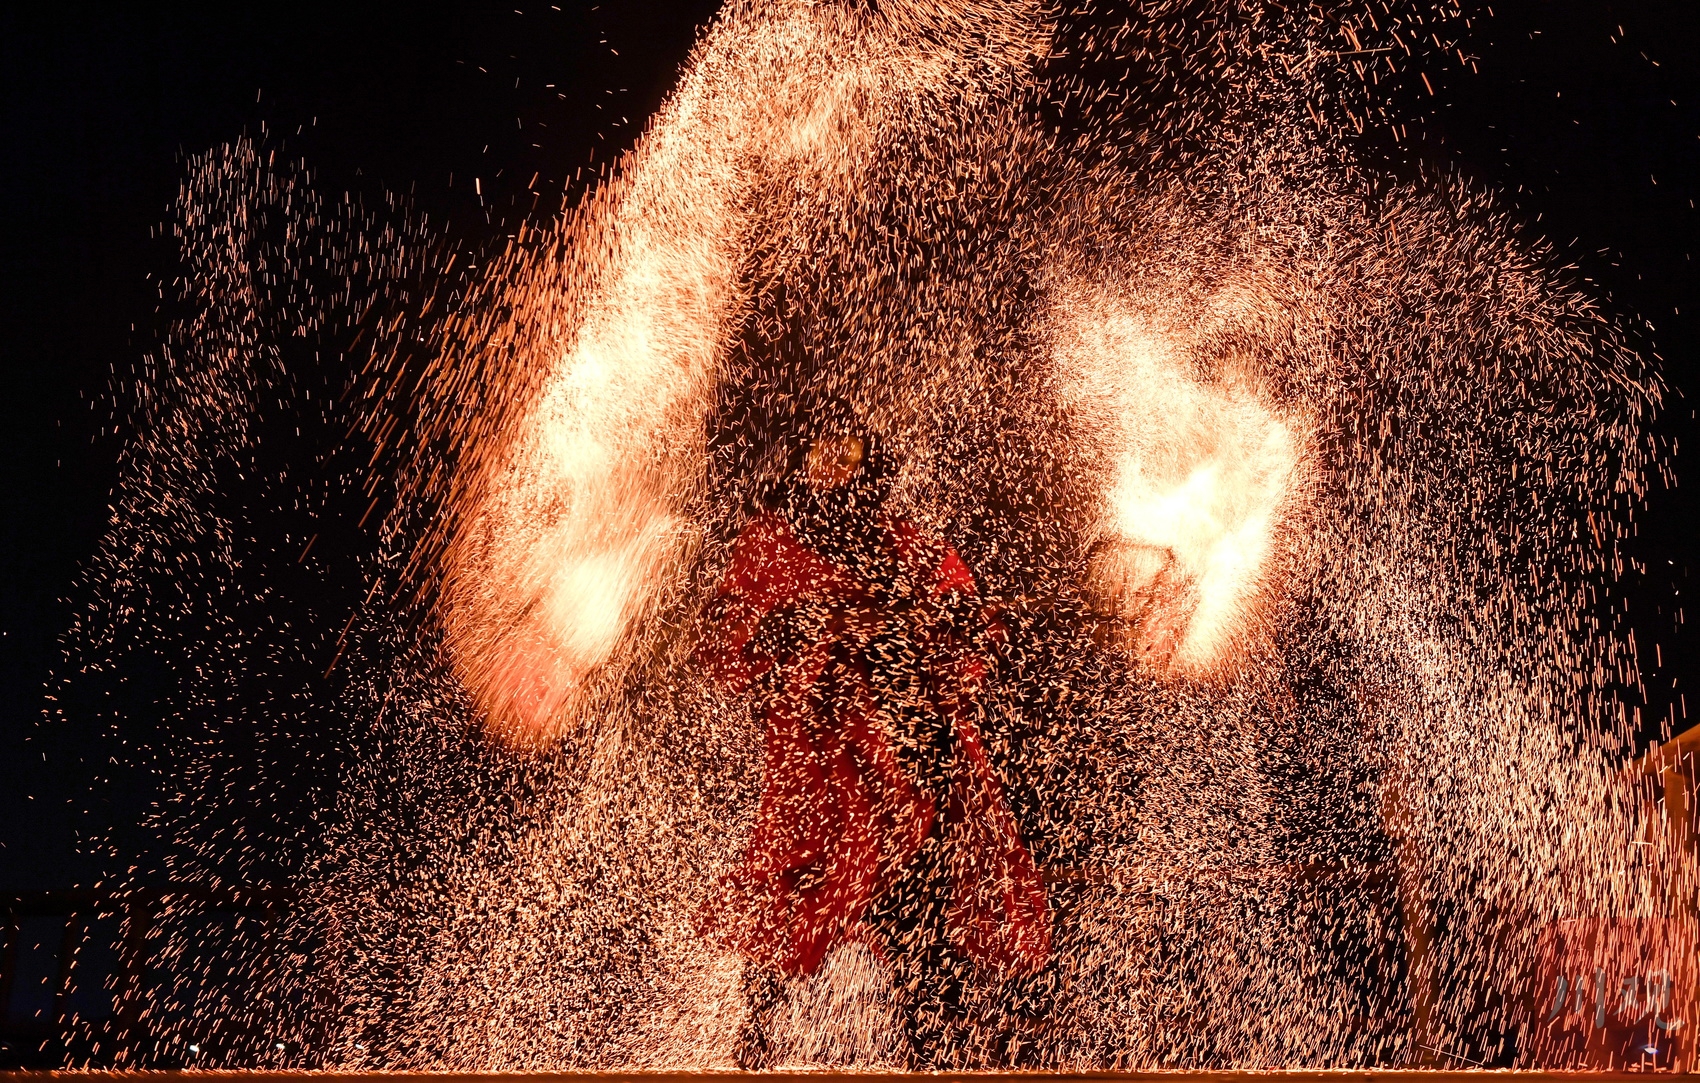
[804,433,865,492]
[774,392,893,535]
[790,394,888,502]
[774,395,898,578]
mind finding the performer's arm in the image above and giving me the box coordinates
[914,540,1006,652]
[700,515,789,688]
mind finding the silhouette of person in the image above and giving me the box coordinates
[700,399,1049,1064]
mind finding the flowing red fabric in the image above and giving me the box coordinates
[703,510,1050,978]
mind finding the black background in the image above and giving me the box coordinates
[2,0,1697,893]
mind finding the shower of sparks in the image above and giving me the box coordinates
[440,3,1046,747]
[51,0,1696,1073]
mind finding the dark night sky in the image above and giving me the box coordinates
[2,1,1697,892]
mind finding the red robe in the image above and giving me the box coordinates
[704,510,1050,978]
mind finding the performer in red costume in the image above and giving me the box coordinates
[701,402,1050,1063]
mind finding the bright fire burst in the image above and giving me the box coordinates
[1053,294,1307,674]
[441,2,1048,747]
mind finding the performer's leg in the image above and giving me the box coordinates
[867,832,971,1067]
[734,958,787,1069]
[987,949,1064,1067]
